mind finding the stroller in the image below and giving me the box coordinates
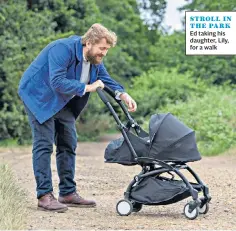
[97,86,211,220]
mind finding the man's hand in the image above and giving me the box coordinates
[86,80,104,92]
[120,93,137,112]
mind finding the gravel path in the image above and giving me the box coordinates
[0,137,236,230]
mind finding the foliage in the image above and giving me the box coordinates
[0,1,55,141]
[96,0,163,79]
[28,0,101,33]
[76,94,117,141]
[158,85,236,156]
[128,68,208,119]
[180,0,236,11]
[137,0,167,30]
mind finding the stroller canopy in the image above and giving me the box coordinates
[149,113,201,162]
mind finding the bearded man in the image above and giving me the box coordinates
[18,23,137,212]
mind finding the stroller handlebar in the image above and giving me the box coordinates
[104,85,116,98]
[96,87,109,104]
[96,86,119,104]
[96,86,144,160]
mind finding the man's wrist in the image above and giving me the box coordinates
[115,90,126,100]
[85,84,91,93]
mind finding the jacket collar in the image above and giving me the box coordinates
[75,37,83,63]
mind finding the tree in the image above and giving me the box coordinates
[96,0,162,80]
[179,0,236,11]
[137,0,167,30]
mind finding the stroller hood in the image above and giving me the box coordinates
[149,113,201,162]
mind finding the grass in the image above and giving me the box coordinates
[0,138,32,147]
[0,139,19,147]
[222,148,236,156]
[0,164,27,230]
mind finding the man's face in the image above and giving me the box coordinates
[85,38,111,64]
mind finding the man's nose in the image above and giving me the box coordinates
[101,50,108,56]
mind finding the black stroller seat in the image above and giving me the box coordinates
[105,113,201,165]
[97,86,211,220]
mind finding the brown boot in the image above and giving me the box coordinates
[38,192,68,212]
[58,192,96,208]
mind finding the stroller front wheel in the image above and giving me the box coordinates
[116,199,133,216]
[184,203,199,220]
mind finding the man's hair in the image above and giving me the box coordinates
[82,23,117,47]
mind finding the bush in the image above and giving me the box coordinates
[76,112,115,141]
[157,85,236,156]
[0,103,32,144]
[128,68,208,119]
[76,93,118,141]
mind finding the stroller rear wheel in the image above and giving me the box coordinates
[116,199,133,216]
[184,202,199,220]
[132,202,143,212]
[199,202,209,214]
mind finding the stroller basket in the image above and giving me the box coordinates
[105,113,201,165]
[130,176,202,205]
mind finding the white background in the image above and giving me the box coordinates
[186,11,236,55]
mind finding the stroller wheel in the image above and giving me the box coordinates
[199,202,209,214]
[132,202,143,213]
[184,203,199,220]
[116,199,133,216]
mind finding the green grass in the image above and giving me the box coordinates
[0,164,27,229]
[0,139,19,147]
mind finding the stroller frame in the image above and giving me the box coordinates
[97,86,211,220]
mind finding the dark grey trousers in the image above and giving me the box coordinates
[24,104,77,199]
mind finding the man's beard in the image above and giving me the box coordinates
[86,49,103,64]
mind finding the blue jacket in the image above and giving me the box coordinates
[18,36,124,124]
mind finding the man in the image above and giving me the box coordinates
[18,23,137,213]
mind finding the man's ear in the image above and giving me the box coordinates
[86,41,92,49]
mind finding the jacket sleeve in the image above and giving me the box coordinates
[48,43,85,96]
[97,63,125,92]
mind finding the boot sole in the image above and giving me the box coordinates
[37,207,68,213]
[65,204,96,208]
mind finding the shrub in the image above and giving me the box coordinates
[157,85,236,155]
[76,93,117,141]
[128,68,208,119]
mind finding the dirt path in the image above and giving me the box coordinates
[0,136,236,230]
